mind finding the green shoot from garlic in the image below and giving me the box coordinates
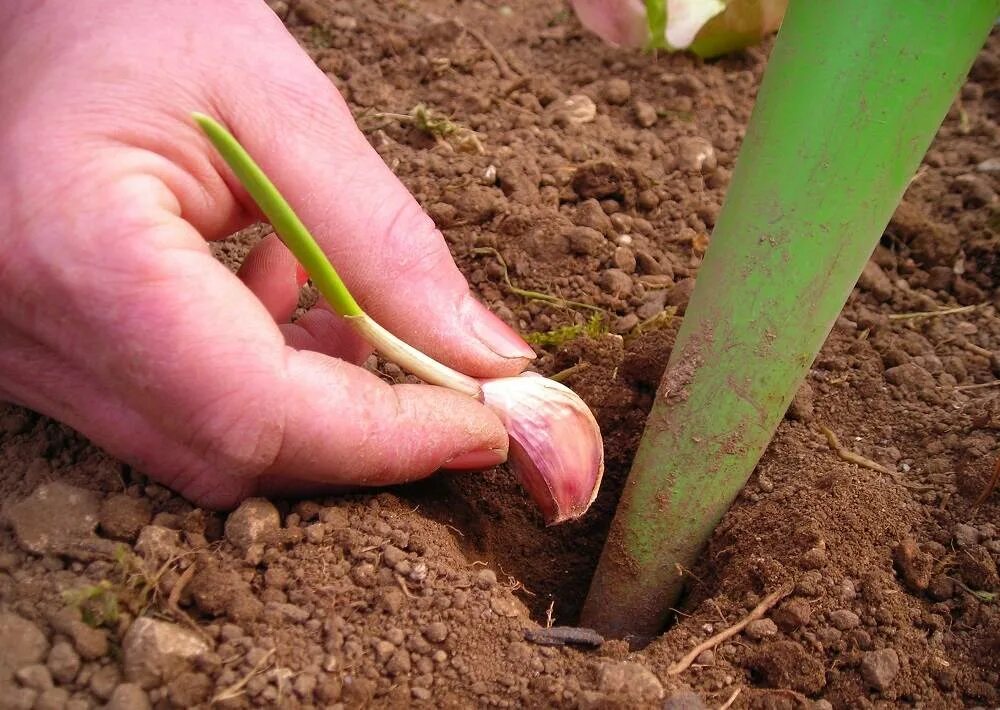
[193,114,604,524]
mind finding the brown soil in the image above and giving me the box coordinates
[2,2,999,708]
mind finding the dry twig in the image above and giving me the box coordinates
[460,24,519,79]
[818,426,891,474]
[211,647,275,703]
[718,687,742,710]
[668,583,792,675]
[888,303,982,321]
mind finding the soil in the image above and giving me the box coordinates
[1,2,999,708]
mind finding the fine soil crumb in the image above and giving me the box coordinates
[0,2,998,708]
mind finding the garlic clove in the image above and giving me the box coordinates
[481,373,604,525]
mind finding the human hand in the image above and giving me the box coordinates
[0,0,535,507]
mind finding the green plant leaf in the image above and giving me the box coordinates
[645,0,668,48]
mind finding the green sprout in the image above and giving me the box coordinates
[193,113,482,399]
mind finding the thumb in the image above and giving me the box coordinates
[207,15,535,379]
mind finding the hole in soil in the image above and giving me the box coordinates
[405,327,679,629]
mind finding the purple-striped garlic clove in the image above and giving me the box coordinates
[481,373,604,525]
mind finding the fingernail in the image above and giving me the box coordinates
[443,447,508,470]
[467,299,536,361]
[296,264,309,286]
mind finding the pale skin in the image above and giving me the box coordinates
[0,0,537,508]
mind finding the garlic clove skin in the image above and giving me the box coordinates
[481,373,604,525]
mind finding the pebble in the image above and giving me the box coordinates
[0,612,49,671]
[98,495,152,542]
[597,661,664,702]
[558,95,597,125]
[953,523,981,548]
[566,226,606,256]
[46,641,80,685]
[599,269,633,296]
[134,525,181,566]
[304,523,326,544]
[662,689,707,709]
[122,618,209,689]
[614,314,640,334]
[476,568,498,589]
[34,687,70,710]
[612,246,637,273]
[675,137,717,172]
[975,157,1000,173]
[14,663,52,691]
[786,381,815,422]
[601,78,631,105]
[573,199,615,237]
[423,622,448,643]
[665,277,696,314]
[106,683,151,710]
[861,648,900,692]
[635,250,663,275]
[772,598,811,631]
[636,290,668,320]
[633,100,658,128]
[6,483,111,559]
[224,498,280,550]
[745,618,778,640]
[828,609,860,631]
[88,664,121,700]
[858,261,894,302]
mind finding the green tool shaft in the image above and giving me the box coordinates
[582,0,998,641]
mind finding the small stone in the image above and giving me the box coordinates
[4,483,111,559]
[893,538,933,592]
[490,596,522,618]
[167,671,212,706]
[134,525,181,565]
[559,95,597,125]
[423,622,448,643]
[573,199,615,237]
[98,495,152,542]
[884,362,935,389]
[476,568,498,589]
[745,618,778,640]
[34,687,70,710]
[0,687,36,710]
[88,664,121,700]
[0,613,49,672]
[635,250,663,275]
[861,648,900,692]
[386,649,411,676]
[694,650,714,666]
[599,269,633,297]
[829,609,860,631]
[601,78,631,105]
[612,246,637,273]
[224,498,280,550]
[614,314,640,334]
[665,277,696,315]
[382,545,407,569]
[46,641,80,684]
[772,598,811,631]
[14,663,52,691]
[975,157,1000,174]
[633,100,658,128]
[106,683,151,710]
[122,618,209,689]
[953,523,981,548]
[597,661,664,702]
[786,381,815,422]
[857,261,894,302]
[566,226,606,256]
[662,689,707,709]
[304,523,326,544]
[675,137,716,173]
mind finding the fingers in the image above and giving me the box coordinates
[44,198,508,507]
[279,305,372,364]
[237,233,306,322]
[207,22,535,379]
